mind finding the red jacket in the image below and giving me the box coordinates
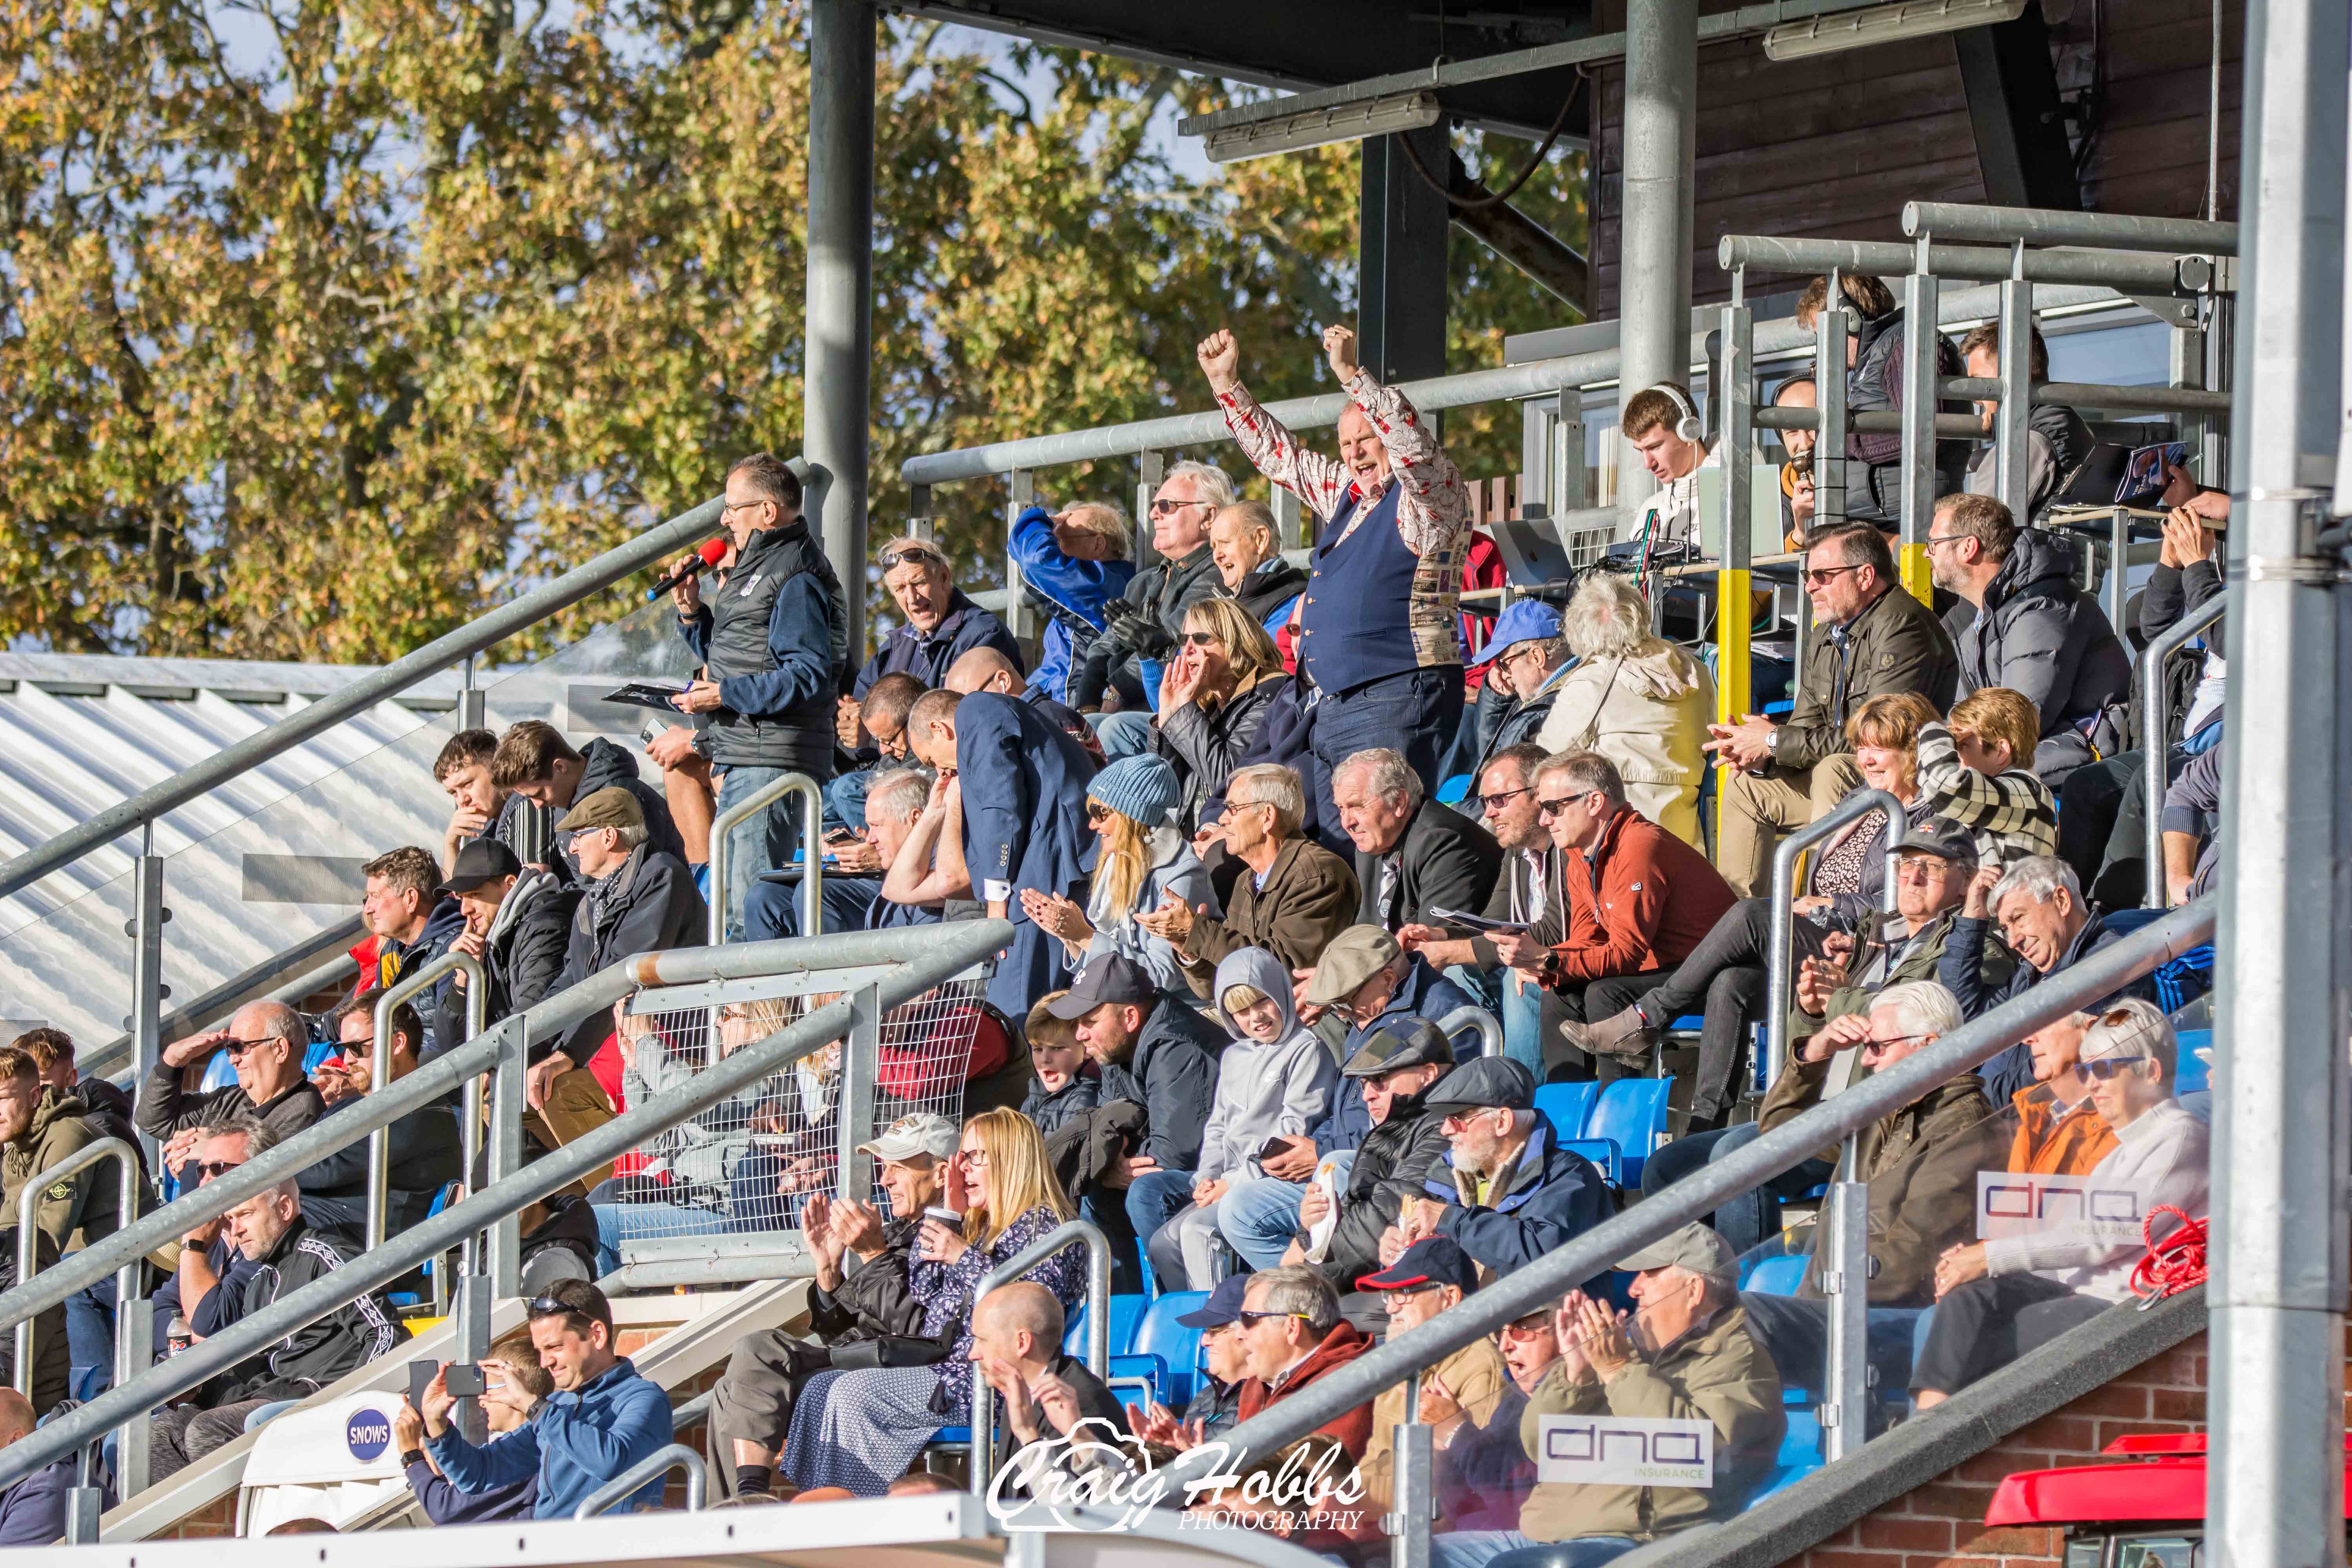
[1549,806,1737,985]
[1236,1321,1377,1459]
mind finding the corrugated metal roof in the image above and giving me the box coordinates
[0,605,699,1045]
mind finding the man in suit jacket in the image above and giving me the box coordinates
[1334,748,1503,934]
[907,688,1098,1019]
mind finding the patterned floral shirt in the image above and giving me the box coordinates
[909,1203,1082,1416]
[1214,369,1472,673]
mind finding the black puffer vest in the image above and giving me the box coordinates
[1845,306,1970,524]
[701,520,845,771]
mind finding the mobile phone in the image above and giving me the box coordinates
[443,1362,486,1399]
[407,1358,437,1412]
[1257,1136,1295,1162]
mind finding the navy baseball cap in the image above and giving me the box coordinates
[1357,1236,1479,1294]
[1174,1274,1252,1329]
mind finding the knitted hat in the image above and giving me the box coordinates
[1086,754,1183,828]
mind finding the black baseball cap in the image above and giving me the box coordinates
[1421,1056,1537,1116]
[436,837,521,898]
[1174,1275,1252,1329]
[1357,1237,1479,1295]
[1044,953,1157,1020]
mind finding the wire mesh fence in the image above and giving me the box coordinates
[596,969,995,1246]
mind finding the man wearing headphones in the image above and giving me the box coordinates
[1622,383,1718,552]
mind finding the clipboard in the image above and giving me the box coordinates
[602,680,689,712]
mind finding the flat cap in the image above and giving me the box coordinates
[1420,1055,1536,1116]
[1302,926,1403,1007]
[555,786,645,835]
[1340,1018,1455,1078]
[1615,1221,1737,1282]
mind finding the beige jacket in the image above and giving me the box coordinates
[1359,1335,1509,1512]
[1534,644,1715,848]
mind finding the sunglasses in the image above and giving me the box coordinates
[1180,630,1221,648]
[1477,786,1533,813]
[223,1033,285,1058]
[2078,1053,2150,1082]
[192,1160,245,1180]
[1863,1032,1932,1053]
[1535,796,1586,819]
[1236,1309,1310,1325]
[1803,564,1863,587]
[526,1294,607,1332]
[880,546,945,570]
[1084,801,1114,824]
[1149,497,1207,517]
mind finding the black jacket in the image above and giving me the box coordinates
[0,1230,68,1418]
[378,897,469,1054]
[564,739,687,874]
[553,846,708,1063]
[136,1068,324,1147]
[1091,996,1226,1173]
[1232,559,1308,624]
[1357,799,1505,933]
[1152,676,1289,833]
[432,868,579,1053]
[1072,544,1223,709]
[811,1216,939,1365]
[297,1093,465,1236]
[1946,530,2130,780]
[220,1216,409,1405]
[1020,1073,1103,1138]
[1308,1089,1451,1296]
[1947,909,2158,1103]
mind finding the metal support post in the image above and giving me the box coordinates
[1820,1132,1871,1461]
[2107,510,2131,641]
[907,484,934,545]
[1994,252,2034,523]
[1814,291,1849,528]
[1134,450,1166,571]
[804,0,876,664]
[488,1017,527,1298]
[2212,0,2352,1559]
[1389,1375,1433,1568]
[1618,0,1697,523]
[836,982,882,1204]
[368,950,484,1251]
[64,1451,100,1544]
[449,1269,493,1445]
[1271,484,1304,552]
[1765,790,1904,1088]
[1899,264,1942,604]
[126,826,165,1169]
[1004,469,1036,642]
[459,654,486,733]
[1715,283,1756,794]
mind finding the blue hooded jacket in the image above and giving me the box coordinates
[1011,506,1138,704]
[426,1356,672,1519]
[1425,1116,1613,1278]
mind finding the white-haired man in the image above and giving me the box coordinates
[748,768,947,940]
[1738,980,2005,1397]
[1334,748,1503,935]
[1072,461,1232,756]
[1198,324,1471,840]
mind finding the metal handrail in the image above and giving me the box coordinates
[80,918,364,1085]
[11,1137,139,1398]
[573,1443,707,1518]
[1719,232,2203,294]
[0,924,965,1338]
[1904,200,2239,257]
[1764,787,1905,1088]
[2141,592,2231,907]
[367,949,485,1251]
[0,918,1014,1495]
[706,770,825,947]
[1937,376,2231,416]
[1434,1004,1504,1061]
[0,485,759,904]
[1153,897,2215,1500]
[968,1217,1112,1502]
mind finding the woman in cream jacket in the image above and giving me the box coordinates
[1534,574,1715,847]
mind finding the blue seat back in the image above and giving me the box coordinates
[1558,1137,1621,1185]
[1532,1082,1600,1143]
[1129,1291,1210,1407]
[2174,1028,2212,1096]
[1435,774,1473,806]
[1066,1293,1148,1361]
[1741,1253,1808,1296]
[1585,1077,1675,1187]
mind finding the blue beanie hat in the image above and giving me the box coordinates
[1086,754,1183,828]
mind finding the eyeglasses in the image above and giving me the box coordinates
[1477,786,1533,813]
[2078,1054,2150,1082]
[192,1160,245,1180]
[880,546,945,570]
[1149,497,1207,517]
[1893,855,1958,881]
[958,1147,989,1167]
[1863,1032,1933,1053]
[1803,564,1864,587]
[1923,534,1967,552]
[1180,630,1221,648]
[718,498,769,516]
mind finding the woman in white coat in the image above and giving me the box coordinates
[1534,573,1715,847]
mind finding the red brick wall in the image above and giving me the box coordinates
[1793,1332,2209,1568]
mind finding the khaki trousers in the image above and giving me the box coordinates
[1714,753,1865,898]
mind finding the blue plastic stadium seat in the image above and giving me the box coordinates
[1663,1014,1706,1034]
[1559,1137,1621,1184]
[1742,1254,1808,1296]
[1532,1082,1600,1144]
[2174,1029,2212,1096]
[1585,1077,1675,1188]
[1762,699,1794,719]
[1749,1407,1826,1503]
[1066,1294,1147,1361]
[1127,1291,1210,1407]
[1435,773,1474,806]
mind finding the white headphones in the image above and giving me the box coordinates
[1648,383,1703,443]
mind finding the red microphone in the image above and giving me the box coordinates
[650,537,729,599]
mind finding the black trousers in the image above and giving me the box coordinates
[1908,1273,2109,1397]
[1625,898,1824,1121]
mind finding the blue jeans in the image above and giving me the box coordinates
[715,765,807,938]
[1306,668,1465,856]
[1089,711,1155,760]
[591,1201,737,1276]
[1432,1532,1639,1568]
[1216,1152,1352,1269]
[744,874,881,940]
[65,1277,116,1395]
[823,767,873,836]
[1500,973,1544,1080]
[1641,1122,1833,1259]
[1123,1169,1197,1257]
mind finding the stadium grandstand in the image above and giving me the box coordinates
[0,3,2336,1568]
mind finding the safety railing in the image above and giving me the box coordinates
[705,769,826,949]
[967,1218,1113,1502]
[1433,1004,1503,1062]
[1147,897,2216,1551]
[0,918,1013,1498]
[2142,592,2230,907]
[367,949,485,1252]
[12,1136,148,1497]
[575,1443,708,1519]
[1762,788,1904,1090]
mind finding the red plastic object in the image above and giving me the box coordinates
[1986,1441,2352,1527]
[2103,1433,2208,1455]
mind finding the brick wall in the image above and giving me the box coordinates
[1793,1332,2209,1568]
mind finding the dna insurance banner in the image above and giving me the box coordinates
[1977,1171,2147,1245]
[1534,1415,1715,1487]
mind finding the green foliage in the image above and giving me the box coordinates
[0,1,1584,661]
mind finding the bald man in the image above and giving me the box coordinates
[967,1282,1128,1484]
[945,649,1099,758]
[140,1000,325,1185]
[0,1385,85,1543]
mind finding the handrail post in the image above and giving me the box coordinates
[1815,280,1848,528]
[1821,1131,1871,1460]
[1005,469,1037,641]
[489,1014,528,1298]
[1764,789,1905,1087]
[2141,593,2231,906]
[11,1137,145,1492]
[1717,273,1756,832]
[127,825,166,1171]
[706,771,825,955]
[572,1442,707,1517]
[1898,254,1940,604]
[968,1218,1111,1502]
[1995,247,2034,524]
[1388,1373,1434,1568]
[369,950,485,1252]
[836,983,882,1205]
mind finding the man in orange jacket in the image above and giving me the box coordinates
[2004,1011,2117,1175]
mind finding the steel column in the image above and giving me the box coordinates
[1134,450,1166,572]
[1716,284,1756,776]
[836,982,882,1205]
[1618,0,1698,524]
[1995,258,2034,523]
[488,1016,527,1298]
[2211,0,2352,1562]
[1899,267,1942,602]
[1004,470,1036,642]
[1821,1134,1871,1460]
[459,654,486,732]
[1271,484,1304,552]
[804,0,876,664]
[126,831,165,1169]
[1814,295,1849,528]
[1389,1378,1434,1568]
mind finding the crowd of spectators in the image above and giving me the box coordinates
[0,272,2229,1554]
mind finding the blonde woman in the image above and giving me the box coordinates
[1152,595,1292,832]
[781,1107,1082,1495]
[1021,753,1206,991]
[1534,573,1715,846]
